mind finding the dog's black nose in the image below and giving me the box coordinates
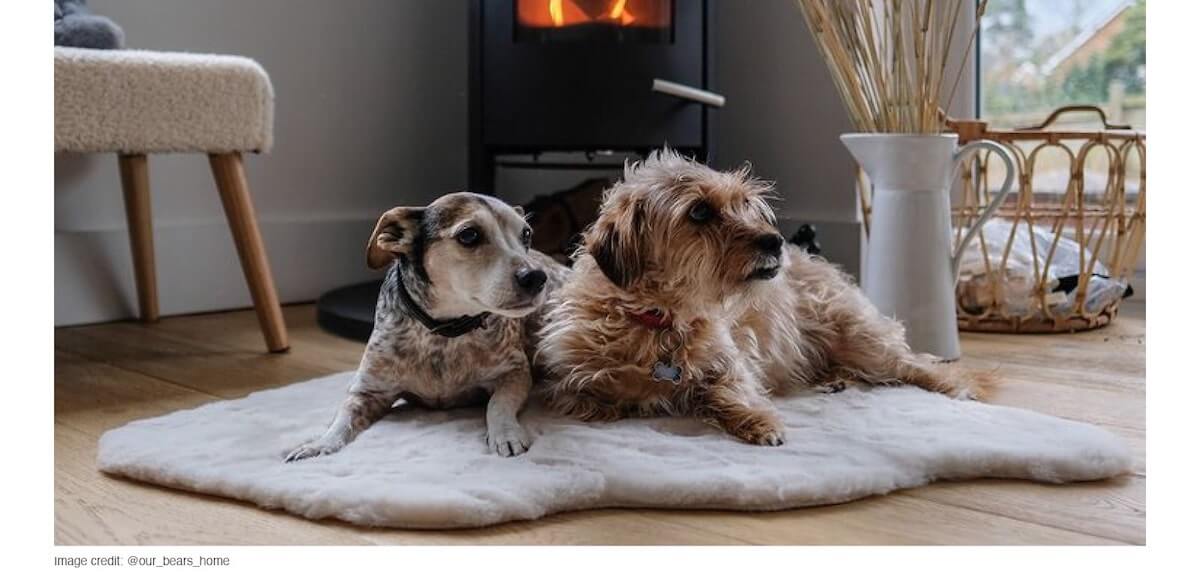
[755,233,784,255]
[515,267,548,294]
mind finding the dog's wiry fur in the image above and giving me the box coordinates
[287,192,568,461]
[537,150,990,446]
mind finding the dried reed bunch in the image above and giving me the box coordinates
[796,0,988,133]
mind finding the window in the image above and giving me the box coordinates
[973,0,1146,301]
[980,0,1145,129]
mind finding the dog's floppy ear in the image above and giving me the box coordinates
[367,207,425,270]
[587,198,645,288]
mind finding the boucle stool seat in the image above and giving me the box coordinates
[55,47,288,352]
[55,47,273,154]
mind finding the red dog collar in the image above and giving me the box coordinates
[632,309,672,330]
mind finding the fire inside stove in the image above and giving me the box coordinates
[515,0,673,43]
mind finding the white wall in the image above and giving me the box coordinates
[713,0,856,222]
[55,0,468,325]
[712,0,862,273]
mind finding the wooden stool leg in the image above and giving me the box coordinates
[117,153,159,323]
[208,152,290,352]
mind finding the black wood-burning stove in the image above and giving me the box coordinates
[469,0,720,193]
[317,0,721,341]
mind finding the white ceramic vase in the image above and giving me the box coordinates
[840,133,1015,360]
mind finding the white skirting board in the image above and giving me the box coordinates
[54,215,378,326]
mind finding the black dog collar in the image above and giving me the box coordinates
[396,277,489,338]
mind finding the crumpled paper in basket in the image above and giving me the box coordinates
[956,220,1128,317]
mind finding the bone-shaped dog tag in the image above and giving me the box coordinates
[652,361,682,385]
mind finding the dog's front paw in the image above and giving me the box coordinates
[486,423,531,457]
[284,438,344,463]
[749,428,786,447]
[726,415,786,447]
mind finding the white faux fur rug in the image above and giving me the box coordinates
[97,372,1132,529]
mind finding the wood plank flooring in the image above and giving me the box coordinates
[55,303,1145,545]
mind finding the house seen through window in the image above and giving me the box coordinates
[981,0,1145,130]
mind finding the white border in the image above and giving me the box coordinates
[7,0,56,569]
[1142,0,1196,558]
[16,0,1196,569]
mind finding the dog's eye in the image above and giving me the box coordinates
[456,227,481,247]
[521,227,532,248]
[688,202,714,223]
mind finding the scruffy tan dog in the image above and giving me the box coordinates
[537,150,987,446]
[287,192,567,461]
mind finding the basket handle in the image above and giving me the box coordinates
[1017,105,1132,131]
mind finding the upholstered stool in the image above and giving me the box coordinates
[55,47,288,352]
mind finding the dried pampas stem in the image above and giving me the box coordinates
[797,0,988,134]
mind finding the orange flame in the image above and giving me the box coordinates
[520,0,654,29]
[609,0,626,19]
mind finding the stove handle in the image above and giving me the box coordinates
[651,79,726,108]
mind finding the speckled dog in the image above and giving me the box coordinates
[537,150,989,446]
[286,193,567,461]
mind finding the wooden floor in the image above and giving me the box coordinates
[55,303,1145,545]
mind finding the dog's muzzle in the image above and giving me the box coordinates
[748,233,784,280]
[515,267,548,295]
[748,260,781,280]
[492,266,548,315]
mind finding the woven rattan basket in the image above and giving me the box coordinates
[858,105,1146,333]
